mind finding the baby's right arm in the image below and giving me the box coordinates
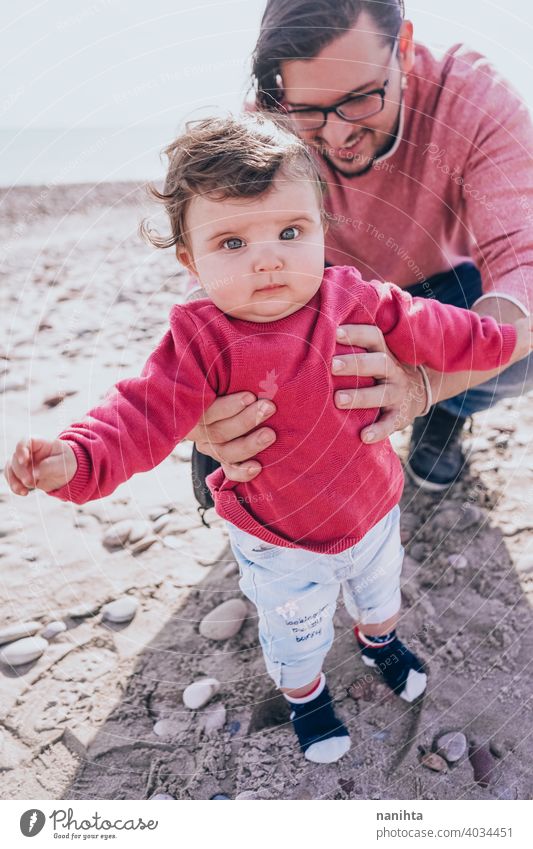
[4,436,78,496]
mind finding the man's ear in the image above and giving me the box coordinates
[398,19,415,74]
[176,245,198,276]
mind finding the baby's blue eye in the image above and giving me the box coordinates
[280,226,300,241]
[222,237,245,250]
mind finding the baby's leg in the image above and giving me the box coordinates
[226,524,351,763]
[341,506,427,702]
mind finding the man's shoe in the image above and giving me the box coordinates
[406,406,469,491]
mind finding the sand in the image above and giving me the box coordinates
[0,181,532,800]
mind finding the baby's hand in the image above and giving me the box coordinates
[4,436,77,496]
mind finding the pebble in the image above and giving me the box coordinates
[101,596,138,624]
[469,744,497,787]
[211,794,230,800]
[199,598,248,641]
[489,738,512,759]
[0,636,48,667]
[68,603,98,619]
[0,621,41,646]
[203,703,227,733]
[448,554,468,570]
[128,520,153,544]
[420,752,448,773]
[222,561,239,578]
[148,506,173,522]
[183,677,221,709]
[174,441,193,462]
[162,535,184,550]
[436,731,467,763]
[228,720,241,737]
[41,621,67,640]
[129,535,160,554]
[153,719,182,738]
[103,519,134,549]
[433,503,483,533]
[150,793,175,800]
[409,543,427,562]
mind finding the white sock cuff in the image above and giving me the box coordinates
[284,672,326,704]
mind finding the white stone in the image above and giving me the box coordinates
[103,519,134,549]
[0,636,48,667]
[173,441,192,462]
[129,535,159,554]
[0,621,41,645]
[162,535,184,550]
[448,554,468,570]
[183,677,220,709]
[436,731,467,763]
[128,520,153,544]
[102,596,139,623]
[199,598,248,641]
[150,793,175,800]
[203,703,227,733]
[41,621,67,640]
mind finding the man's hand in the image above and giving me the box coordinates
[332,324,427,443]
[186,392,277,483]
[4,436,78,495]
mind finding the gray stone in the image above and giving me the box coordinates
[448,554,468,570]
[0,621,41,646]
[103,519,134,549]
[41,621,67,640]
[436,731,467,763]
[183,677,220,709]
[0,636,48,667]
[199,598,248,641]
[150,793,175,800]
[101,596,138,624]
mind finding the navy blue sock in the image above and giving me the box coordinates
[355,627,427,702]
[285,674,351,763]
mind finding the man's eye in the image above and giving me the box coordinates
[280,226,301,241]
[222,237,245,250]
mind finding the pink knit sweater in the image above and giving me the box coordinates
[49,266,516,553]
[321,43,533,311]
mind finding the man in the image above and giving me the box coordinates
[187,0,532,505]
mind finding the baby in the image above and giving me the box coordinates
[6,114,532,765]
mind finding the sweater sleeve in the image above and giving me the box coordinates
[454,54,533,311]
[48,306,216,504]
[368,280,517,371]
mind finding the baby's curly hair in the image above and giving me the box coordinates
[140,112,325,253]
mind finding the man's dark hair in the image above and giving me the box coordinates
[252,0,405,110]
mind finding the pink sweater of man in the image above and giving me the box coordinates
[49,266,516,553]
[318,43,533,311]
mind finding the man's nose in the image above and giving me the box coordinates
[319,112,359,150]
[253,243,284,273]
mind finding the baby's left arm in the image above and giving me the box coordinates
[370,281,525,373]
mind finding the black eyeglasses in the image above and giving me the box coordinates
[284,42,399,132]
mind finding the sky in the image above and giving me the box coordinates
[1,0,532,130]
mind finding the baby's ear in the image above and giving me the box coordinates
[176,245,197,275]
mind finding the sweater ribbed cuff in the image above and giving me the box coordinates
[47,440,93,503]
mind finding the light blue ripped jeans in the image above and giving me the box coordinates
[226,506,403,690]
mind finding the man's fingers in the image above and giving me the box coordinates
[359,409,401,444]
[197,425,276,465]
[201,392,257,426]
[10,452,37,488]
[332,351,391,379]
[197,398,276,445]
[335,383,397,410]
[220,460,263,483]
[336,324,387,352]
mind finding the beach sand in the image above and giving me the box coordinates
[0,181,532,800]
